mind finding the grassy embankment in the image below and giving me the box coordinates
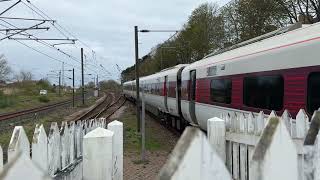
[0,95,98,163]
[121,104,173,153]
[0,80,72,113]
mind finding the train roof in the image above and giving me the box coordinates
[139,64,188,82]
[183,22,320,72]
[123,64,188,84]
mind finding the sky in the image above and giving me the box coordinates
[0,0,229,86]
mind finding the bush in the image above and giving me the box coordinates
[37,79,51,90]
[38,95,50,103]
[0,91,15,108]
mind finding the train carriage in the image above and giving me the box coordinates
[181,22,320,130]
[124,22,320,132]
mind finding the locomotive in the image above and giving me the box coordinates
[123,22,320,131]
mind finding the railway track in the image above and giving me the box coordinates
[74,93,126,122]
[101,96,126,120]
[0,99,74,122]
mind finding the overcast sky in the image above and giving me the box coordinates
[0,0,229,86]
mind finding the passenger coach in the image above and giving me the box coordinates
[124,22,320,131]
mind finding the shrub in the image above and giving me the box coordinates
[38,95,50,103]
[0,91,15,108]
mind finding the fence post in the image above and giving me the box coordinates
[0,152,51,180]
[83,127,114,180]
[32,124,48,172]
[69,121,75,163]
[48,122,61,176]
[158,127,232,180]
[250,117,298,180]
[108,120,123,180]
[296,109,309,138]
[207,117,226,163]
[75,121,82,158]
[303,111,320,180]
[8,126,30,162]
[60,121,70,169]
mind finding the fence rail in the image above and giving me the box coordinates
[159,108,320,180]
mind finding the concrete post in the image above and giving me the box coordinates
[108,120,123,180]
[83,127,114,180]
[207,117,226,163]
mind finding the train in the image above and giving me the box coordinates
[123,22,320,131]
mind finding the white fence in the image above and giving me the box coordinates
[159,109,320,180]
[0,118,123,180]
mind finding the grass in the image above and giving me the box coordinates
[0,80,76,114]
[0,95,98,163]
[121,105,165,154]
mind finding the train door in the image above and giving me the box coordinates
[164,76,169,112]
[189,70,198,124]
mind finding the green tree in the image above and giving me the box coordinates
[222,0,288,43]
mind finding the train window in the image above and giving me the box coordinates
[244,75,284,110]
[307,72,320,114]
[210,79,232,104]
[168,81,176,98]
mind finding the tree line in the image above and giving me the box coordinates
[121,0,319,82]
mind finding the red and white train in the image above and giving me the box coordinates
[123,22,320,131]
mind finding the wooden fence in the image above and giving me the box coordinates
[0,118,123,180]
[159,109,320,180]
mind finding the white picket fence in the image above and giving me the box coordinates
[0,118,123,180]
[159,109,320,180]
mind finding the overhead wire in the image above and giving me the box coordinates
[23,1,117,77]
[2,0,113,78]
[0,18,82,65]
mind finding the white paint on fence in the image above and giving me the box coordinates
[247,112,255,134]
[75,121,82,158]
[281,110,291,134]
[296,109,309,138]
[32,124,48,172]
[108,120,123,180]
[69,121,76,163]
[158,127,232,180]
[8,126,30,162]
[256,111,265,135]
[250,117,298,180]
[303,111,320,180]
[83,127,114,180]
[207,117,226,163]
[0,152,52,180]
[61,121,70,169]
[48,122,61,176]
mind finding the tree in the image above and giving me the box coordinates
[0,55,11,81]
[221,0,288,43]
[276,0,320,23]
[14,70,33,82]
[99,80,121,93]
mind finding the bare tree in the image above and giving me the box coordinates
[276,0,320,23]
[0,54,11,81]
[14,70,33,82]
